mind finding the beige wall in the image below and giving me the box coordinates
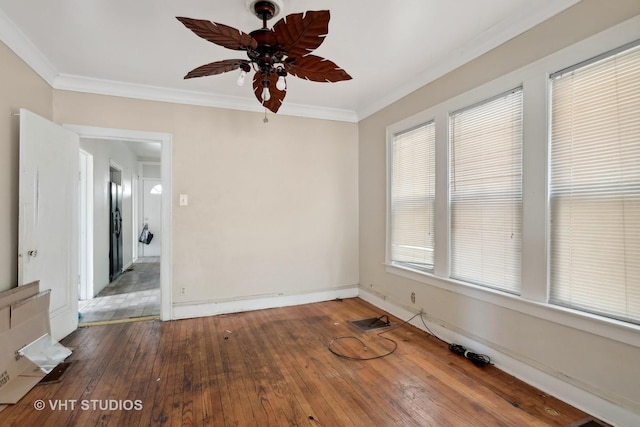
[53,91,359,304]
[2,36,358,303]
[0,42,53,291]
[358,0,640,420]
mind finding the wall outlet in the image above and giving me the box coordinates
[180,286,186,296]
[411,292,416,304]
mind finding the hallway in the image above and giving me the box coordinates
[78,257,160,324]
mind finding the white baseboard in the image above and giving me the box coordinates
[358,287,639,427]
[172,285,359,320]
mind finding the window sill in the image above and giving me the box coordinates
[384,263,640,349]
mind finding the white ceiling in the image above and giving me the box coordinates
[124,140,161,161]
[0,0,580,121]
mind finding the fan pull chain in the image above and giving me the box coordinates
[263,109,269,123]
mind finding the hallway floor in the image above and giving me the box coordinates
[78,257,160,324]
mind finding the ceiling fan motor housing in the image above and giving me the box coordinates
[248,28,283,82]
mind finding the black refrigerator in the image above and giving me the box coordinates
[109,182,123,282]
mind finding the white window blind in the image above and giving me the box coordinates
[549,41,640,324]
[449,89,523,293]
[390,122,436,271]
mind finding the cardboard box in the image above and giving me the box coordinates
[0,282,54,407]
[0,281,39,309]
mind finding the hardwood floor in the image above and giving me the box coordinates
[1,298,595,426]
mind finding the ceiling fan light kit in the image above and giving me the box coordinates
[177,0,351,114]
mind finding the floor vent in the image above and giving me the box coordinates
[38,361,73,385]
[350,315,392,332]
[565,417,612,427]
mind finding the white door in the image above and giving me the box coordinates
[19,109,79,341]
[142,179,162,257]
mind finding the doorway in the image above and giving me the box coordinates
[78,140,163,324]
[67,124,173,322]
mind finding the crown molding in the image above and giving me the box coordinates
[0,8,58,86]
[54,74,359,123]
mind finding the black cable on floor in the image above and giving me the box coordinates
[417,310,492,367]
[328,312,422,361]
[448,343,491,367]
[328,310,492,367]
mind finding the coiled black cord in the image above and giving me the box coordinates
[448,343,491,367]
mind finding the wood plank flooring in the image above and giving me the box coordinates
[0,298,596,426]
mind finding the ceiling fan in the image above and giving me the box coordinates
[177,0,352,114]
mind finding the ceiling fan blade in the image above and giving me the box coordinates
[184,59,248,79]
[287,55,352,82]
[252,72,286,113]
[177,17,257,50]
[273,10,330,58]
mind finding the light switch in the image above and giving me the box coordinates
[179,194,188,206]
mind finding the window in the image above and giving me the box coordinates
[385,21,640,338]
[389,122,436,271]
[449,89,523,293]
[549,42,640,324]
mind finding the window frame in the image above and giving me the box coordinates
[384,15,640,348]
[548,39,640,324]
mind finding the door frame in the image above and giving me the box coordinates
[79,149,94,300]
[65,124,173,321]
[141,177,162,258]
